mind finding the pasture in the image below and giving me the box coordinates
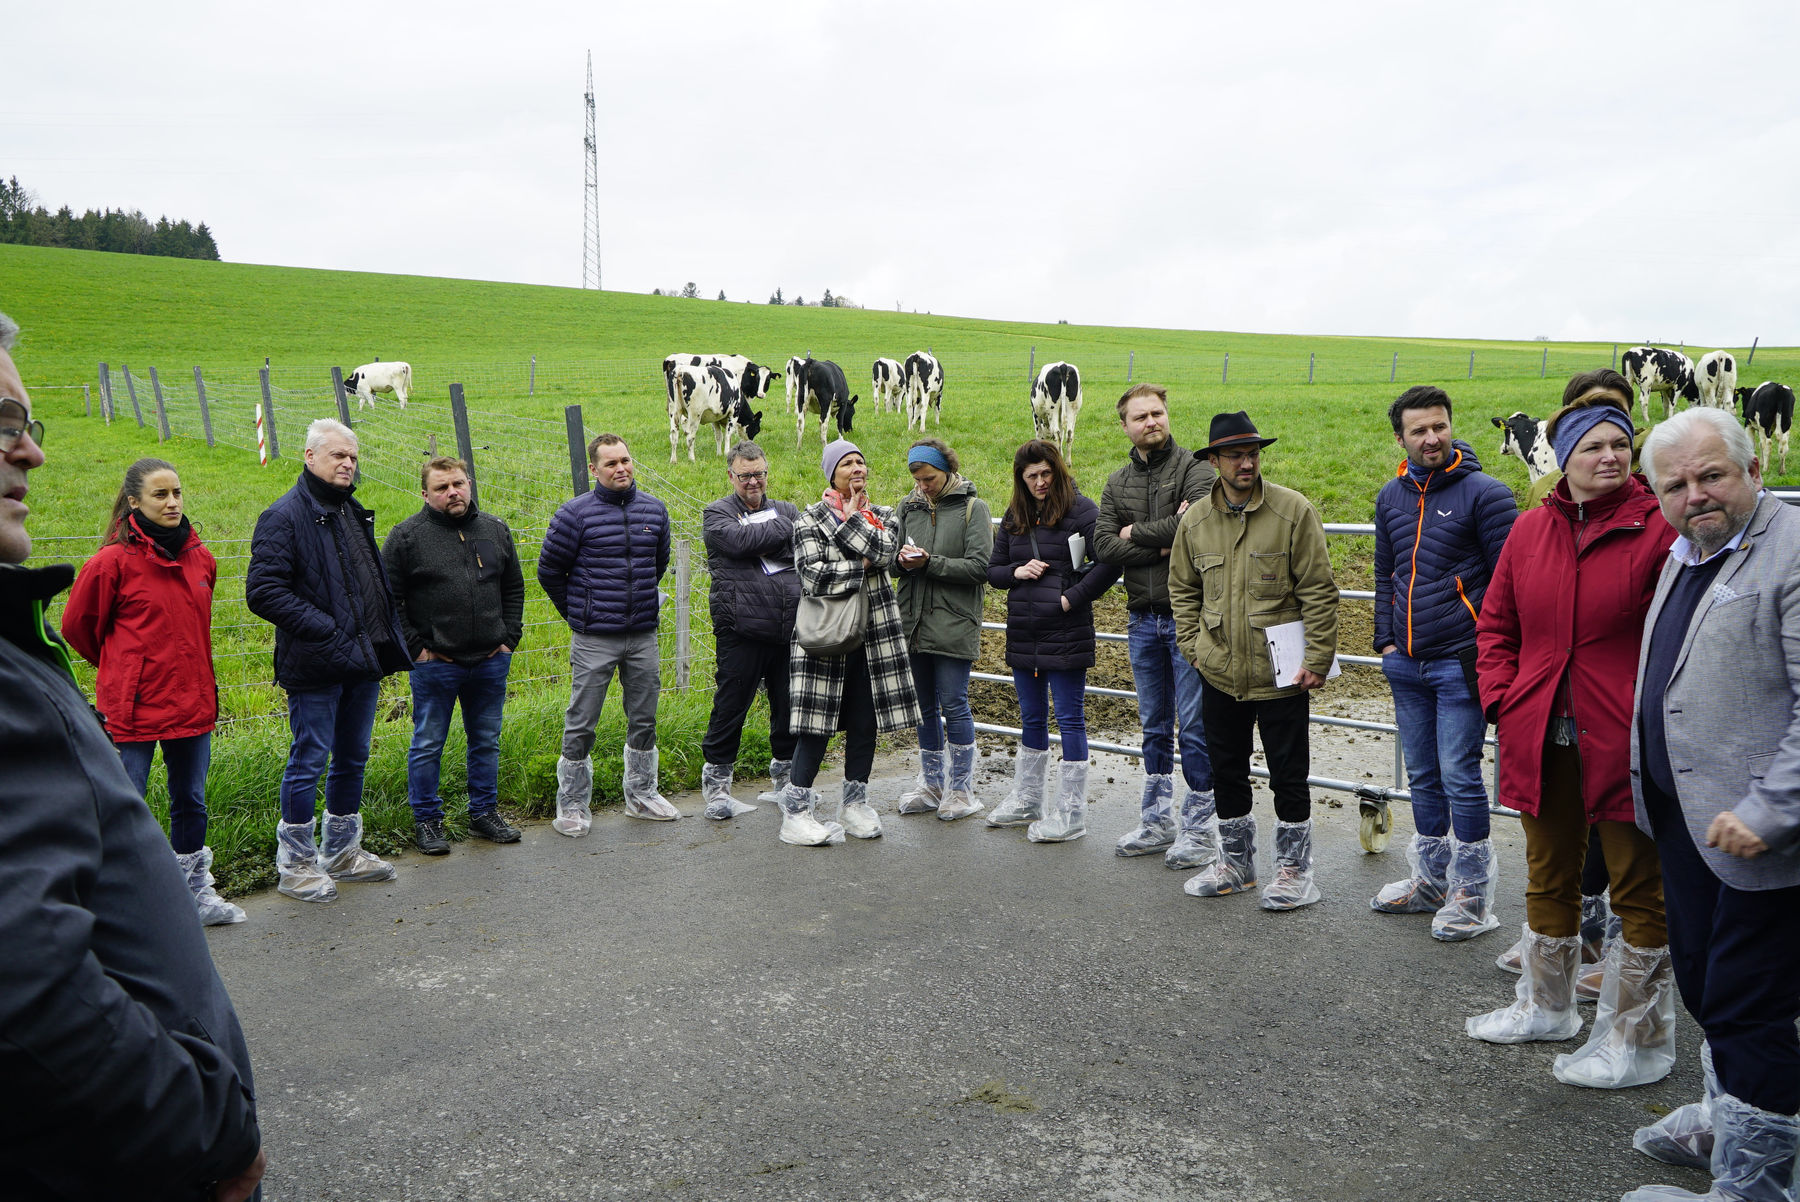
[8,242,1796,890]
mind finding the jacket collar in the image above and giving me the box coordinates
[422,500,479,529]
[595,480,637,506]
[1129,440,1182,471]
[1210,475,1266,513]
[0,562,76,677]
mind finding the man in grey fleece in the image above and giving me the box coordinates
[383,456,525,854]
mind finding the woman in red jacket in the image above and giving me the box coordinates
[1465,373,1673,1089]
[63,457,243,925]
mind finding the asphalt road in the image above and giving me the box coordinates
[210,749,1708,1202]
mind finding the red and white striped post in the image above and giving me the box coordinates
[255,402,269,466]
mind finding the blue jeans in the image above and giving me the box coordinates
[1014,667,1088,762]
[407,653,511,822]
[911,652,975,750]
[1126,611,1212,790]
[281,678,382,824]
[1382,651,1490,842]
[116,733,213,854]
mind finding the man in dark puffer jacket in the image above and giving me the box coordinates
[248,417,413,903]
[538,433,675,834]
[1370,385,1518,940]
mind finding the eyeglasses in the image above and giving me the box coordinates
[0,400,43,453]
[732,470,768,482]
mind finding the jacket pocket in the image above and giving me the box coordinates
[1749,751,1777,782]
[98,656,144,731]
[1195,552,1226,596]
[1247,552,1289,602]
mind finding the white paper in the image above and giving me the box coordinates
[743,506,782,526]
[1067,532,1086,571]
[1265,620,1340,687]
[760,556,791,575]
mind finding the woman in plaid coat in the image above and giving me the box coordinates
[780,439,922,846]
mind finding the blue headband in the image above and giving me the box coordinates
[907,445,952,472]
[1551,405,1635,470]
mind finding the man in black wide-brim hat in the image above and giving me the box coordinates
[1167,410,1340,911]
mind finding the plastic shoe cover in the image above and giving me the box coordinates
[702,762,757,820]
[1465,924,1583,1044]
[1553,941,1677,1089]
[1581,891,1613,964]
[553,755,593,837]
[1165,789,1220,870]
[840,779,882,839]
[276,819,337,903]
[898,749,945,814]
[938,743,983,821]
[1260,819,1324,911]
[1371,833,1453,914]
[1433,838,1501,942]
[755,759,793,806]
[623,745,681,821]
[1634,1042,1718,1170]
[777,784,842,847]
[1186,814,1259,897]
[1621,1092,1800,1202]
[175,847,247,925]
[987,745,1051,827]
[320,812,397,882]
[1116,773,1177,856]
[1028,759,1088,843]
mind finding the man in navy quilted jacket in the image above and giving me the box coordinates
[1370,386,1518,940]
[538,433,676,833]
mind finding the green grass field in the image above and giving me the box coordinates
[7,242,1795,891]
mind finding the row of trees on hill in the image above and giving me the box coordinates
[650,283,859,308]
[0,176,221,260]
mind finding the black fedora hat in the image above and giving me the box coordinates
[1205,410,1277,451]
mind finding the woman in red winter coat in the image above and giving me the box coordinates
[62,457,243,925]
[1465,373,1673,1089]
[984,440,1121,844]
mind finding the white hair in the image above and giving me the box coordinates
[304,417,357,453]
[1641,406,1755,491]
[0,311,17,352]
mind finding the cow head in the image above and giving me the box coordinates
[1492,412,1556,481]
[344,369,362,391]
[732,396,764,440]
[838,393,858,434]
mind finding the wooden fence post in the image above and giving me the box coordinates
[121,365,146,427]
[529,354,537,396]
[674,540,691,688]
[1390,352,1397,383]
[98,363,113,424]
[331,366,353,426]
[1222,353,1229,384]
[148,367,172,441]
[1307,352,1315,385]
[450,383,478,509]
[1541,346,1548,378]
[259,366,282,459]
[194,367,214,447]
[1748,337,1759,365]
[1467,350,1475,379]
[1026,346,1035,386]
[564,405,588,498]
[1127,350,1134,382]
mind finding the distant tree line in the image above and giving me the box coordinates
[0,176,221,260]
[647,282,859,308]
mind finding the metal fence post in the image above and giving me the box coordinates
[1222,353,1229,384]
[148,367,172,441]
[121,365,146,427]
[674,540,691,688]
[529,354,537,396]
[1307,352,1315,385]
[1611,343,1618,369]
[1026,346,1035,386]
[1541,346,1548,378]
[1467,350,1475,379]
[193,367,214,447]
[564,405,588,498]
[259,366,282,459]
[450,383,478,509]
[330,366,353,426]
[1390,352,1398,384]
[1748,337,1759,365]
[1127,350,1134,382]
[82,384,91,417]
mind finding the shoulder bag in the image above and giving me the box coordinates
[795,520,871,656]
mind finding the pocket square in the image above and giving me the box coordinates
[1712,582,1741,606]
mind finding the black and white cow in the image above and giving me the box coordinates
[1738,381,1795,476]
[1491,412,1557,482]
[1695,350,1738,411]
[344,361,413,409]
[784,356,805,415]
[871,358,906,415]
[668,363,762,462]
[794,358,857,447]
[1031,361,1083,459]
[661,353,780,424]
[902,351,943,432]
[1621,345,1699,423]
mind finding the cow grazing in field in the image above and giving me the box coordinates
[1491,412,1557,482]
[668,363,763,462]
[345,361,413,409]
[1621,345,1699,423]
[902,351,944,432]
[793,358,857,447]
[1695,350,1738,411]
[785,356,805,415]
[871,358,906,415]
[1738,381,1795,476]
[661,353,780,414]
[1031,361,1083,459]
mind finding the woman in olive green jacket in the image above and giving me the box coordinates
[894,438,993,821]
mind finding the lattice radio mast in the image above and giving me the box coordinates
[582,51,602,291]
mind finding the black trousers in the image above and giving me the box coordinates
[1645,775,1800,1114]
[700,629,795,765]
[790,647,877,789]
[1202,688,1312,823]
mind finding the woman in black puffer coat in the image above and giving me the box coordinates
[985,440,1121,844]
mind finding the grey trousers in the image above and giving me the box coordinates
[561,629,660,760]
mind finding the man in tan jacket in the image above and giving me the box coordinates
[1168,410,1339,911]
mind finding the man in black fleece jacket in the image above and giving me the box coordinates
[383,456,525,854]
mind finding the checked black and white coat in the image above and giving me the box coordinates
[788,501,921,738]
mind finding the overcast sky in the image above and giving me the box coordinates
[9,0,1797,344]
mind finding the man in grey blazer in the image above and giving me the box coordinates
[1627,405,1800,1200]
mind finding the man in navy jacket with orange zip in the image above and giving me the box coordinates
[1371,385,1518,941]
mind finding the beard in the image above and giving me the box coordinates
[1686,506,1751,558]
